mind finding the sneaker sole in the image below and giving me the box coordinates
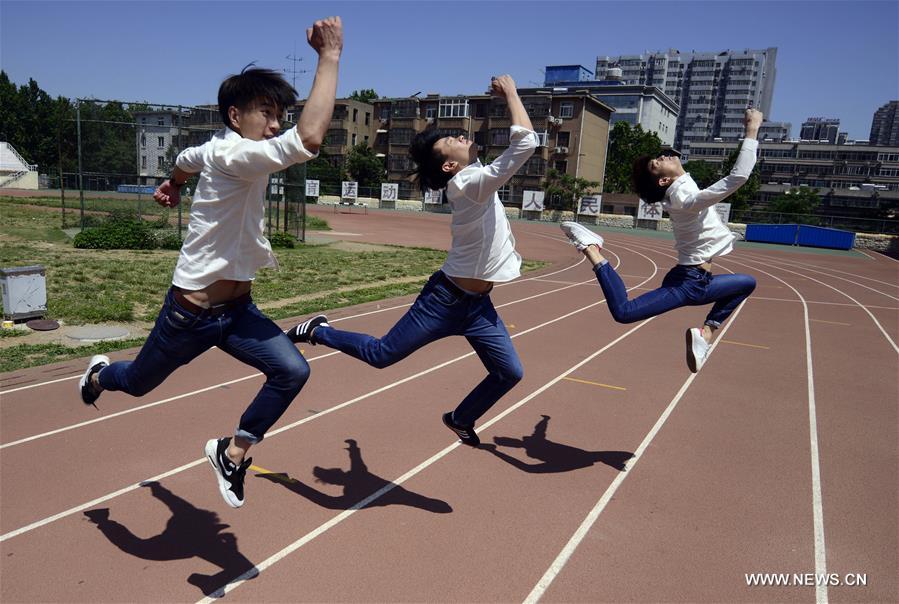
[204,439,243,508]
[685,329,698,373]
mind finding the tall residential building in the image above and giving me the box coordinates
[800,117,840,143]
[759,121,792,142]
[592,48,778,158]
[372,89,612,205]
[292,98,377,169]
[544,65,679,145]
[870,101,899,146]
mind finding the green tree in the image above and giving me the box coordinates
[345,143,385,189]
[542,168,600,211]
[602,121,663,194]
[349,89,378,103]
[718,141,760,212]
[682,159,720,189]
[768,187,820,217]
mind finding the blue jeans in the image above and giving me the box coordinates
[596,262,756,327]
[99,288,310,443]
[314,271,523,426]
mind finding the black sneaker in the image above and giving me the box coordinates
[288,314,330,344]
[442,412,480,447]
[205,437,252,508]
[79,354,109,407]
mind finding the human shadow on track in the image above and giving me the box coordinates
[256,438,452,513]
[83,481,257,598]
[482,415,633,473]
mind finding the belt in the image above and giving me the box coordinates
[171,288,252,317]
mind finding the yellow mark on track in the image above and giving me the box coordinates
[562,377,626,391]
[250,465,298,484]
[721,340,770,350]
[810,319,851,326]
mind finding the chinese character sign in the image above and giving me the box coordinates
[305,179,320,197]
[637,200,663,220]
[381,183,398,201]
[522,190,545,211]
[715,202,732,224]
[342,181,358,199]
[578,195,600,216]
[424,189,442,204]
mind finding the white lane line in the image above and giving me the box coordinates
[525,238,828,604]
[739,252,899,302]
[198,319,657,603]
[524,301,747,604]
[0,260,590,397]
[750,296,899,310]
[0,250,659,541]
[0,274,605,446]
[737,256,898,354]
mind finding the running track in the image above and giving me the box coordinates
[1,207,896,603]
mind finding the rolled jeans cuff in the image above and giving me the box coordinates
[235,428,262,444]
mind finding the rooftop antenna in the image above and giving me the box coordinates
[284,41,309,90]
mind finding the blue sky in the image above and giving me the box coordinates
[1,0,896,139]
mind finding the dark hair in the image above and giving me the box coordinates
[632,155,669,203]
[409,129,452,193]
[217,67,297,129]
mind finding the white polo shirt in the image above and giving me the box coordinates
[442,125,538,282]
[664,138,758,265]
[172,126,317,289]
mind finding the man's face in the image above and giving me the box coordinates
[229,99,283,141]
[647,153,684,185]
[433,134,477,174]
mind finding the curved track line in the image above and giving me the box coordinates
[0,246,661,541]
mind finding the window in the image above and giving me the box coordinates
[489,128,509,146]
[425,105,437,119]
[535,131,548,147]
[157,117,165,126]
[286,111,295,123]
[391,100,418,118]
[557,131,570,147]
[388,153,412,172]
[364,135,369,144]
[141,156,147,169]
[353,108,358,122]
[554,160,568,173]
[559,102,574,118]
[352,133,357,146]
[141,118,147,124]
[140,134,146,147]
[325,128,347,145]
[389,128,414,145]
[157,136,165,148]
[474,103,487,118]
[365,112,370,126]
[380,106,390,120]
[497,183,511,202]
[439,98,469,118]
[489,102,508,118]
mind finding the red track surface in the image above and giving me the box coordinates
[2,207,897,603]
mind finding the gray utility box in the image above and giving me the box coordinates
[1,265,47,320]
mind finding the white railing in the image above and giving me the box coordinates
[0,142,37,171]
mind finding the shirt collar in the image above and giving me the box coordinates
[666,172,696,200]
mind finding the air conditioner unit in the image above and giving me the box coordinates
[426,117,435,124]
[554,146,569,154]
[548,116,564,127]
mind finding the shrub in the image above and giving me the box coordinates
[269,231,297,248]
[73,217,157,250]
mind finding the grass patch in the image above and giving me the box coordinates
[0,339,146,374]
[0,201,547,372]
[0,329,29,339]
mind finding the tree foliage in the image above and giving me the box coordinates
[348,89,379,103]
[602,121,663,194]
[768,187,820,216]
[542,168,600,211]
[345,143,385,188]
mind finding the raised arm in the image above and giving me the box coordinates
[296,16,343,153]
[452,75,537,203]
[672,108,763,212]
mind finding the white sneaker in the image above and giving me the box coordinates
[686,328,710,373]
[79,354,109,407]
[560,221,604,251]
